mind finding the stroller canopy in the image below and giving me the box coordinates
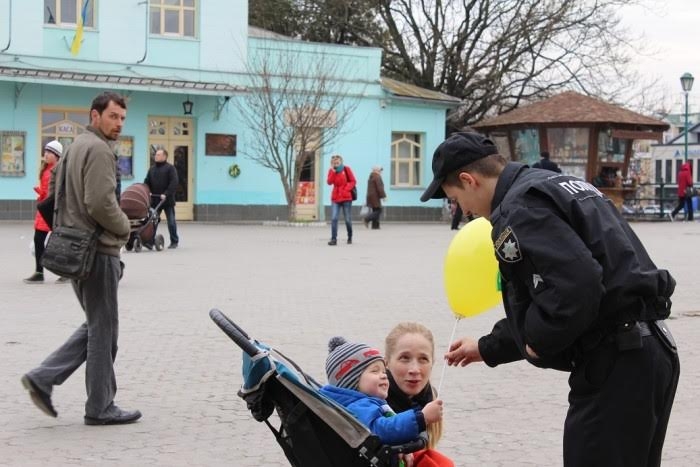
[121,183,151,219]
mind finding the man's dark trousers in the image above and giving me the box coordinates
[25,254,121,418]
[157,203,179,245]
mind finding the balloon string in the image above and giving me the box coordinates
[437,316,461,396]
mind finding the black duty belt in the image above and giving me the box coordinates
[572,320,676,368]
[623,321,652,336]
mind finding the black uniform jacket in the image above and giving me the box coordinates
[478,163,675,371]
[144,162,178,207]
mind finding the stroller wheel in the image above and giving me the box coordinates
[133,237,142,252]
[125,241,133,251]
[155,234,165,251]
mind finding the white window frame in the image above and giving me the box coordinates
[390,132,422,187]
[150,0,196,38]
[44,0,95,28]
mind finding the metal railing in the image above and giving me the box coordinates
[620,181,687,220]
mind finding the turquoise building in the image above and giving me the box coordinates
[0,0,459,221]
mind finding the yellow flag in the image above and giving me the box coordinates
[70,0,90,56]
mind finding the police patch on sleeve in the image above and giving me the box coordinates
[494,226,522,263]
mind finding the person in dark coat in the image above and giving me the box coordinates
[363,165,387,229]
[669,161,694,221]
[422,131,679,467]
[144,148,179,248]
[532,150,561,173]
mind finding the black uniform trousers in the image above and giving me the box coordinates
[564,323,679,467]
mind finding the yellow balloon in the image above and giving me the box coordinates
[444,217,502,318]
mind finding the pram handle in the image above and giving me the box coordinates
[387,432,428,455]
[209,309,260,357]
[149,194,167,211]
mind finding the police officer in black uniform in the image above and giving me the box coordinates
[421,132,679,467]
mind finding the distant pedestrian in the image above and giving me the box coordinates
[450,201,462,230]
[22,91,141,426]
[144,148,179,248]
[363,165,386,230]
[532,151,561,173]
[24,140,63,284]
[669,162,694,221]
[326,154,356,245]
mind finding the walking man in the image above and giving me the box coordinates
[22,91,141,425]
[144,148,180,248]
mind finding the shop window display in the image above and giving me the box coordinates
[546,127,589,180]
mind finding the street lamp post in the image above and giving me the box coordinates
[680,72,694,162]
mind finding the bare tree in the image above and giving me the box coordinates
[374,0,648,126]
[234,48,361,220]
[250,0,387,46]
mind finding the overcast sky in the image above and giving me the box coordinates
[620,0,700,113]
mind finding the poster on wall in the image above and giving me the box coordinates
[115,136,134,179]
[205,133,236,156]
[0,131,26,177]
[295,181,316,205]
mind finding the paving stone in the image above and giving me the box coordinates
[1,221,698,466]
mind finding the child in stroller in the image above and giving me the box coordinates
[209,309,430,467]
[320,337,446,467]
[120,183,166,252]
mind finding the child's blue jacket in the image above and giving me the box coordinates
[320,385,425,445]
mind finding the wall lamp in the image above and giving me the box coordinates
[182,97,193,115]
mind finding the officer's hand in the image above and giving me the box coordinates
[160,194,166,200]
[525,344,539,359]
[445,337,483,367]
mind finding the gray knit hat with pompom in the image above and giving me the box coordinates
[325,336,383,390]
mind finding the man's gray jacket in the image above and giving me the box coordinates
[50,126,129,257]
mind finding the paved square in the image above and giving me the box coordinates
[1,220,698,466]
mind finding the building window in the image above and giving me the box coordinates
[390,132,422,187]
[44,0,95,27]
[41,109,89,152]
[150,0,195,37]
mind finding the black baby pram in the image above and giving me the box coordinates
[120,183,165,252]
[209,309,426,467]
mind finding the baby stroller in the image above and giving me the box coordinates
[209,309,426,467]
[120,183,166,252]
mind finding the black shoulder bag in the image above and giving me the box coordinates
[36,195,55,227]
[41,156,103,281]
[344,167,357,201]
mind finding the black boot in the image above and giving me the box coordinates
[328,239,337,246]
[23,272,44,284]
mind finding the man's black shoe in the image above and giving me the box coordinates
[21,374,57,418]
[84,408,142,426]
[168,243,178,249]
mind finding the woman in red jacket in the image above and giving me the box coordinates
[24,141,63,283]
[326,154,356,245]
[670,161,694,221]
